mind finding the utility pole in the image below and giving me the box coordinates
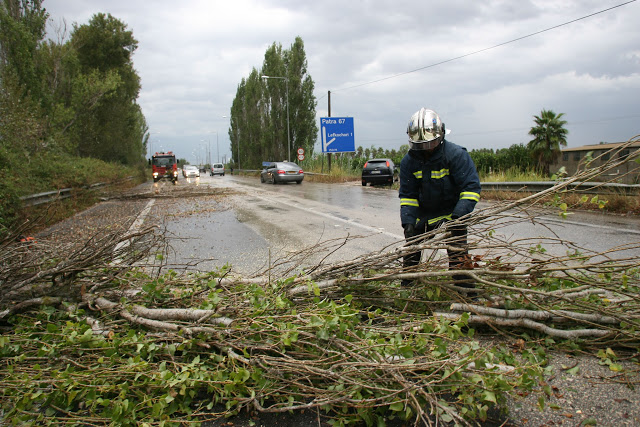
[328,90,332,172]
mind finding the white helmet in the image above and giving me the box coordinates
[406,108,445,151]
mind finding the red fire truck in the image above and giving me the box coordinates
[151,151,179,184]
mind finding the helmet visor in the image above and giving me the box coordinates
[410,139,442,151]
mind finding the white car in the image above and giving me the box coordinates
[210,163,225,176]
[183,165,200,178]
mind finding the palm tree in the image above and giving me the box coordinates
[527,109,568,176]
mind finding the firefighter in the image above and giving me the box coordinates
[399,108,481,291]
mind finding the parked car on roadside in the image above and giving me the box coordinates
[361,158,395,186]
[183,165,200,178]
[260,161,304,184]
[210,163,225,176]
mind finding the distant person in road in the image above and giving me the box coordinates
[399,108,481,293]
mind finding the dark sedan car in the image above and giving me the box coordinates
[361,158,395,186]
[260,161,304,184]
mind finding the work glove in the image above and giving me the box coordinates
[403,223,415,239]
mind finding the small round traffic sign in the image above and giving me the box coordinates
[297,147,305,155]
[297,153,305,161]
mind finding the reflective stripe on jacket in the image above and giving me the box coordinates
[399,140,481,226]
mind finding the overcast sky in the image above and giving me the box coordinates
[43,0,639,164]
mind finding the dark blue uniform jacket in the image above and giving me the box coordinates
[399,140,481,227]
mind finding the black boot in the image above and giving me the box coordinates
[402,222,424,287]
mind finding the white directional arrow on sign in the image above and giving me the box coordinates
[322,126,336,152]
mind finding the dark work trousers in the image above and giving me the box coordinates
[403,221,474,289]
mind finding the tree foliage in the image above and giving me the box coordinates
[0,0,48,101]
[528,109,568,176]
[0,4,148,227]
[1,4,146,164]
[66,13,144,164]
[228,37,318,169]
[470,143,536,176]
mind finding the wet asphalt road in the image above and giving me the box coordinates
[144,173,640,277]
[148,174,403,276]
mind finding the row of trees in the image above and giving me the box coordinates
[0,1,147,167]
[227,37,318,169]
[318,142,538,177]
[469,143,536,175]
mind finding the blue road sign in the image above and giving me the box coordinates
[320,117,355,153]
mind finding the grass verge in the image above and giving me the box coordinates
[1,152,147,233]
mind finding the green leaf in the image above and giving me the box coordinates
[566,366,580,375]
[389,401,404,412]
[482,391,497,404]
[317,328,330,340]
[152,402,164,417]
[309,315,324,327]
[609,363,623,372]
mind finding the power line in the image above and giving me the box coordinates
[321,0,636,96]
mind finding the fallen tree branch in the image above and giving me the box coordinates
[435,312,612,339]
[450,303,621,325]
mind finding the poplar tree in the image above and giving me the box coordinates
[229,36,317,169]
